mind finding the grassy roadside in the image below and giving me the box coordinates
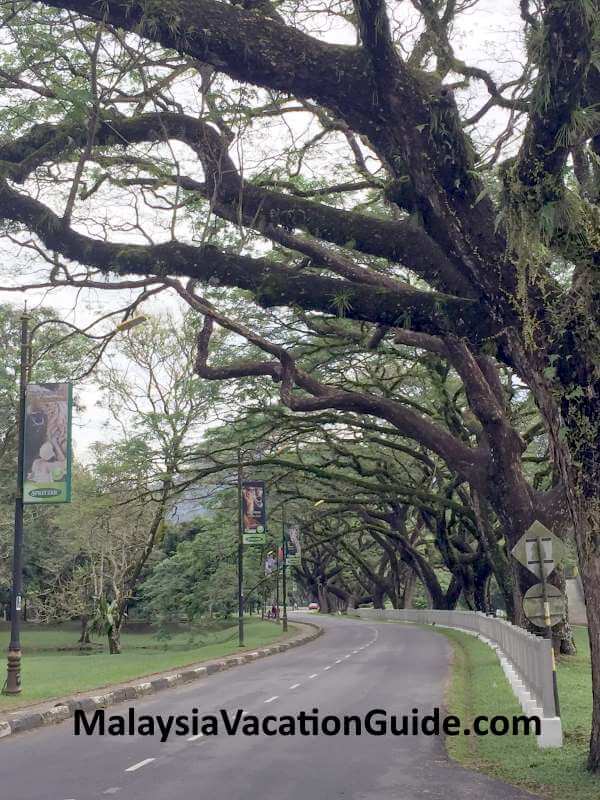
[437,625,598,800]
[0,618,295,712]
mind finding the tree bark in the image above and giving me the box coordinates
[401,569,416,609]
[78,615,90,645]
[576,514,600,770]
[107,626,121,655]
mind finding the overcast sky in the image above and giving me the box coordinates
[0,0,525,458]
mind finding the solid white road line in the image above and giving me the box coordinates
[264,696,279,703]
[289,683,301,689]
[125,758,155,773]
[187,734,204,742]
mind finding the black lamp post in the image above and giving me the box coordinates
[4,312,29,694]
[282,501,288,633]
[3,312,146,694]
[237,448,245,647]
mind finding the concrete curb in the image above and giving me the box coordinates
[0,620,322,742]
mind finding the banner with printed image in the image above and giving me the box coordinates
[242,480,267,544]
[264,553,277,575]
[23,383,72,504]
[286,524,301,565]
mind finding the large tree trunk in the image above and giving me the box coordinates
[401,568,416,609]
[575,515,600,771]
[387,555,403,609]
[474,570,491,614]
[552,568,577,656]
[317,584,330,613]
[372,586,385,610]
[470,492,515,618]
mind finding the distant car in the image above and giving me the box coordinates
[308,602,320,611]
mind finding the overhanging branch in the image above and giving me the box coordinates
[0,178,493,339]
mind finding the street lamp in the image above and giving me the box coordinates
[277,496,306,631]
[236,443,269,647]
[281,501,288,633]
[3,310,146,694]
[4,312,29,695]
[236,448,244,648]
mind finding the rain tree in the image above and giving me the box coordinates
[1,0,600,768]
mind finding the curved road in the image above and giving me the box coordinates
[0,613,534,800]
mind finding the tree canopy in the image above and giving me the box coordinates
[1,0,600,770]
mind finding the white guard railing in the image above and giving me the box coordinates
[355,608,562,747]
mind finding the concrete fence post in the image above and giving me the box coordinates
[354,605,562,748]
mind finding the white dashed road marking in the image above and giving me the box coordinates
[264,696,279,704]
[323,666,331,671]
[335,659,342,664]
[125,758,155,773]
[289,683,301,689]
[309,673,318,679]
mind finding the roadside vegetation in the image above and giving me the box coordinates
[0,619,291,712]
[441,626,596,800]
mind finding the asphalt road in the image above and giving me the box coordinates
[0,613,535,800]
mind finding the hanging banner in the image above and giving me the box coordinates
[23,383,72,504]
[286,525,301,565]
[242,480,267,544]
[265,553,276,575]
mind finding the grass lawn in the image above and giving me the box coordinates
[0,618,294,712]
[437,624,599,799]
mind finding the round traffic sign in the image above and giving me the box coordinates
[523,583,566,628]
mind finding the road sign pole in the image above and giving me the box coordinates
[237,449,244,648]
[536,536,560,717]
